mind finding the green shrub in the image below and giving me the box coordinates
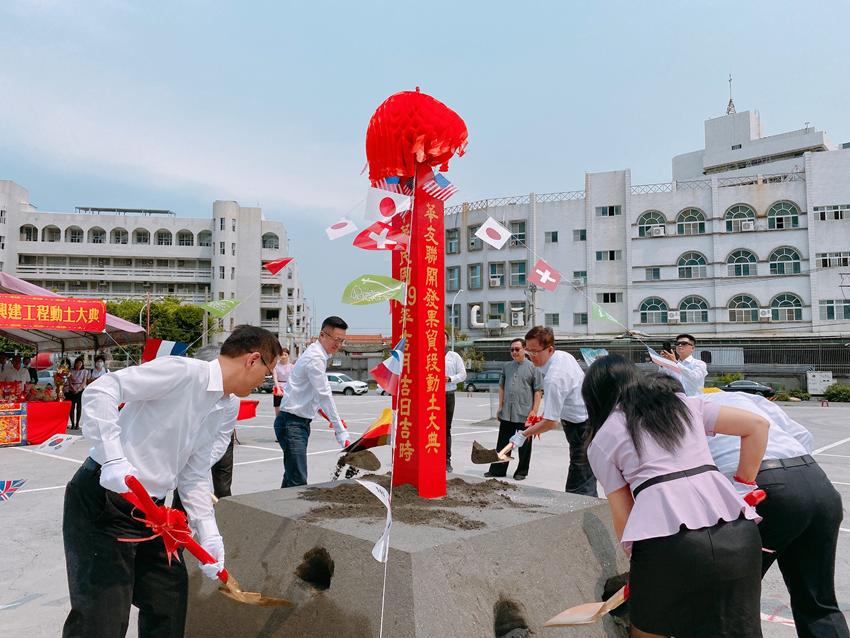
[789,389,810,401]
[824,383,850,402]
[716,372,744,386]
[773,391,791,401]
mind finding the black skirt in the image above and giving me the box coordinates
[630,516,763,638]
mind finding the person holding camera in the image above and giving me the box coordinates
[658,333,707,396]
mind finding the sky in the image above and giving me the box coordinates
[2,0,849,333]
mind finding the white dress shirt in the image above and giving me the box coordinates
[281,341,344,432]
[82,356,238,539]
[659,354,707,396]
[0,365,32,384]
[697,392,813,477]
[539,350,588,423]
[445,350,467,392]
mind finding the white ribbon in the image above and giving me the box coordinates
[355,479,392,563]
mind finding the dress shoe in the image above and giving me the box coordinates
[513,474,527,481]
[446,462,454,473]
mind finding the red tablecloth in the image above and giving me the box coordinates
[14,402,71,445]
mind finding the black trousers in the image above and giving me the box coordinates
[488,420,532,477]
[756,461,849,638]
[445,391,455,462]
[172,433,235,511]
[66,390,83,428]
[561,419,598,496]
[63,459,187,638]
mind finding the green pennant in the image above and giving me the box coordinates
[592,304,618,323]
[200,299,241,318]
[342,274,406,305]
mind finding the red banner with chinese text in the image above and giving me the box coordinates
[0,294,106,332]
[391,164,446,498]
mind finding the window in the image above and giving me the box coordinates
[724,204,756,232]
[731,144,742,150]
[111,228,128,244]
[219,218,225,231]
[727,250,757,277]
[819,299,850,321]
[446,266,460,292]
[468,263,482,289]
[678,252,707,279]
[67,227,83,243]
[573,229,587,241]
[219,266,225,279]
[446,228,460,254]
[0,236,4,250]
[468,225,482,251]
[231,243,236,256]
[545,313,560,327]
[219,241,225,255]
[545,231,559,243]
[814,204,849,221]
[489,262,505,287]
[446,304,461,331]
[728,294,759,323]
[637,210,666,237]
[645,267,660,281]
[639,297,668,324]
[19,225,37,242]
[262,233,279,250]
[771,293,803,322]
[0,209,5,223]
[595,205,622,217]
[767,201,800,230]
[676,208,706,235]
[468,303,482,326]
[232,219,236,232]
[230,267,236,280]
[679,296,709,323]
[43,226,61,242]
[509,261,527,286]
[597,292,623,303]
[769,247,801,275]
[88,227,106,244]
[198,231,212,247]
[574,313,588,325]
[816,251,850,268]
[155,230,172,246]
[177,230,194,246]
[572,270,587,284]
[595,250,622,261]
[509,221,526,246]
[488,301,506,322]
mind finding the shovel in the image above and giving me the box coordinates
[543,585,628,627]
[470,441,514,465]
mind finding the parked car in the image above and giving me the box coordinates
[327,373,368,396]
[464,370,502,392]
[258,374,275,393]
[37,369,54,386]
[719,379,775,398]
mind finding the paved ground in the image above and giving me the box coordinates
[1,394,848,637]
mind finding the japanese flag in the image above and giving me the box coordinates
[365,187,411,222]
[529,258,561,292]
[475,216,512,249]
[326,219,358,240]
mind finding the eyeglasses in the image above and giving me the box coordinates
[321,331,346,345]
[675,342,694,347]
[509,347,523,352]
[257,354,275,377]
[525,348,547,357]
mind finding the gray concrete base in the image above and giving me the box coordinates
[185,477,629,637]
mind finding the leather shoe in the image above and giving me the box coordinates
[484,471,496,478]
[446,463,454,473]
[513,474,527,481]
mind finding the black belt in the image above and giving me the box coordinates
[759,454,815,472]
[82,457,101,472]
[632,464,719,499]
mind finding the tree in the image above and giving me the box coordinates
[106,297,209,354]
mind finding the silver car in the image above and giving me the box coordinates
[327,373,368,396]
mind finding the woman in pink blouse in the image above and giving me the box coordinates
[582,355,769,638]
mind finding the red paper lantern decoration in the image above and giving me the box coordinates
[366,88,467,182]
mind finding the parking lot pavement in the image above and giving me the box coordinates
[1,395,847,636]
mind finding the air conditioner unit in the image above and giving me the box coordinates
[489,276,503,287]
[758,308,772,322]
[510,310,525,327]
[571,278,585,288]
[667,311,680,324]
[650,226,666,237]
[741,221,755,231]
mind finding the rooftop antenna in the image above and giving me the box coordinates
[804,121,810,131]
[726,74,736,115]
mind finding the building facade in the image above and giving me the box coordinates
[0,181,311,352]
[444,109,850,341]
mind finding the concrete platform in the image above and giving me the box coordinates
[185,476,629,638]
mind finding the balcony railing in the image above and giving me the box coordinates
[15,265,212,281]
[260,295,282,305]
[61,290,210,303]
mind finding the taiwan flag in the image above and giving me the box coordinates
[369,338,405,395]
[141,339,189,363]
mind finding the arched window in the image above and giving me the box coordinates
[728,294,759,323]
[727,249,757,277]
[637,210,666,237]
[65,226,84,243]
[133,229,150,245]
[19,224,38,242]
[88,227,106,244]
[676,208,706,236]
[767,201,800,230]
[42,225,60,242]
[198,230,212,247]
[724,204,756,232]
[771,293,803,322]
[155,230,172,246]
[769,247,801,275]
[679,296,709,323]
[639,297,668,324]
[176,230,194,246]
[262,232,280,250]
[110,228,128,244]
[677,251,707,279]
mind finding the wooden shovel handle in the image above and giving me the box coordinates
[497,443,514,459]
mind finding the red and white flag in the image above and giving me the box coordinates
[141,339,188,363]
[370,339,405,395]
[529,258,561,292]
[263,257,293,275]
[353,221,409,251]
[326,219,358,240]
[475,217,512,249]
[365,187,411,222]
[421,173,458,201]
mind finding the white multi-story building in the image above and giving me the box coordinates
[0,181,311,352]
[444,107,850,341]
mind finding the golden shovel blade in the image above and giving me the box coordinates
[543,585,627,627]
[218,573,295,607]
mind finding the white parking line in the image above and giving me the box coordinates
[452,429,500,437]
[17,485,66,494]
[841,528,850,534]
[832,481,850,486]
[816,453,850,459]
[234,447,341,467]
[813,436,850,455]
[10,447,84,464]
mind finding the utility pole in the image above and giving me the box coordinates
[145,292,151,333]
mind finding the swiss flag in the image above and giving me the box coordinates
[365,187,411,222]
[326,218,358,240]
[263,257,293,275]
[475,216,512,249]
[352,221,409,251]
[529,258,561,291]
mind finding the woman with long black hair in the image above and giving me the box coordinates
[582,354,769,638]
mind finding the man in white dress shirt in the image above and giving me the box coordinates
[277,316,351,487]
[0,354,33,384]
[658,333,707,396]
[62,325,281,638]
[444,345,467,473]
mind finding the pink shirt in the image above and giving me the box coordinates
[587,396,759,551]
